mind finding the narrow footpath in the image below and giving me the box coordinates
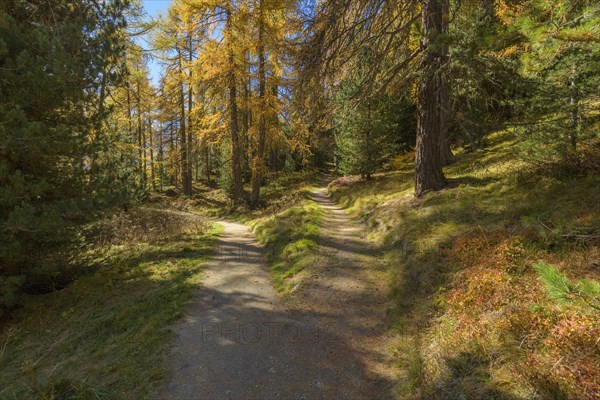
[161,188,395,399]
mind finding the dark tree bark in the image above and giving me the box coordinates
[414,0,448,197]
[149,118,156,191]
[186,33,194,195]
[242,54,252,183]
[142,117,147,189]
[569,64,579,152]
[202,136,212,184]
[439,0,456,166]
[158,124,164,192]
[168,123,176,186]
[270,84,278,172]
[250,0,266,207]
[226,0,244,202]
[178,49,192,196]
[136,82,147,189]
[126,81,136,182]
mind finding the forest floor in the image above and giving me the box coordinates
[160,186,396,399]
[328,130,600,399]
[0,207,222,399]
[2,131,597,399]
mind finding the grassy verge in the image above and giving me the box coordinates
[329,130,600,399]
[189,169,324,222]
[184,169,325,294]
[252,191,323,293]
[0,206,221,399]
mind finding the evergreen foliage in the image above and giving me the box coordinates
[334,69,414,178]
[535,261,600,311]
[0,0,131,313]
[0,0,599,396]
[448,0,523,146]
[514,0,600,163]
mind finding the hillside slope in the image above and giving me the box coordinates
[329,130,600,399]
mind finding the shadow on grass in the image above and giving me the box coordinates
[424,350,522,400]
[162,218,395,399]
[328,132,600,399]
[384,163,600,316]
[0,228,220,399]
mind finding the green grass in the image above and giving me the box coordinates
[328,129,600,399]
[190,169,324,222]
[252,193,323,292]
[0,207,221,399]
[185,170,325,293]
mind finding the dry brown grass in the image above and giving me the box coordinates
[92,206,211,247]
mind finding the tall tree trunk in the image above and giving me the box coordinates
[569,63,579,153]
[187,33,194,195]
[415,0,447,197]
[158,124,164,192]
[126,81,134,179]
[178,49,192,196]
[136,82,146,189]
[149,118,156,191]
[226,0,244,202]
[366,103,373,180]
[439,0,456,166]
[250,0,266,207]
[142,117,147,188]
[270,84,278,173]
[243,64,252,183]
[169,123,177,186]
[273,147,278,172]
[202,136,212,184]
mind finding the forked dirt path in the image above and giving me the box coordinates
[160,187,395,399]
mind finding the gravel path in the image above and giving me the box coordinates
[160,188,395,399]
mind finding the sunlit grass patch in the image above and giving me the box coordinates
[252,196,322,293]
[192,169,323,221]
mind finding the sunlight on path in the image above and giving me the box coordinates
[161,192,395,399]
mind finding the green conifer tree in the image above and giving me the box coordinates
[0,0,131,312]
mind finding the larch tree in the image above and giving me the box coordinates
[249,0,269,206]
[249,0,293,206]
[296,0,452,197]
[180,0,247,202]
[153,1,198,196]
